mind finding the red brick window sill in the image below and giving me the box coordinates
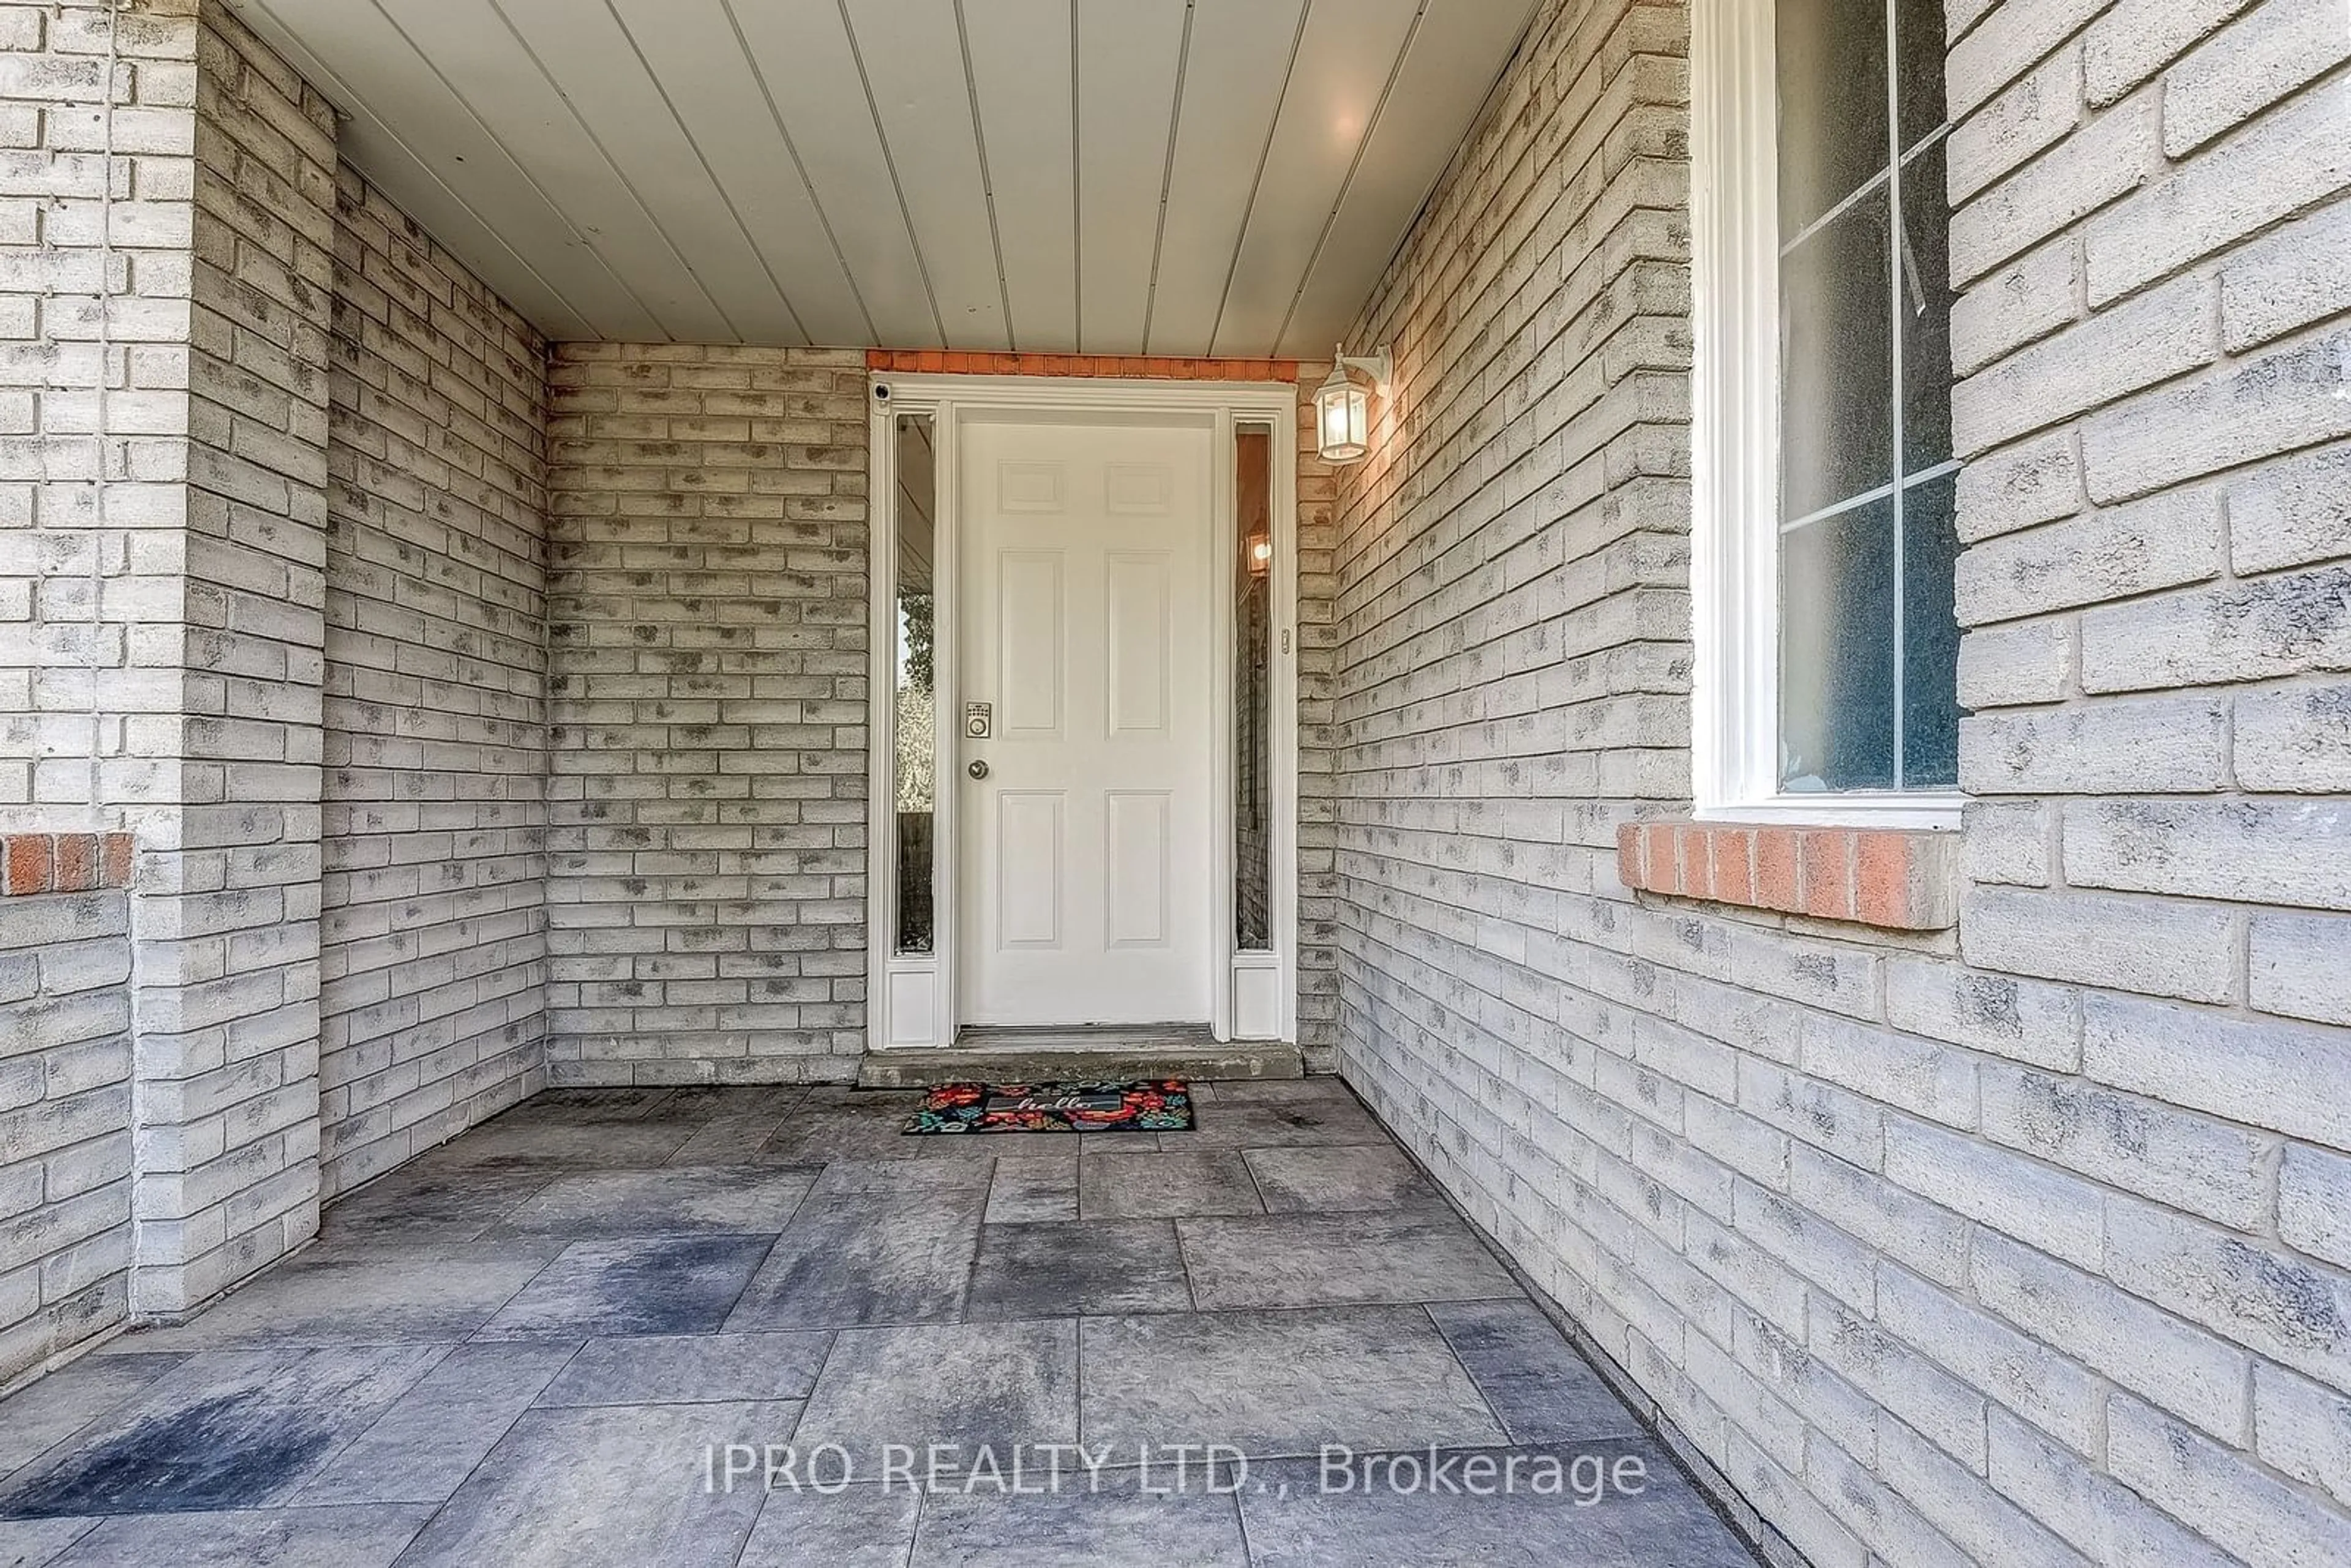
[2,833,134,896]
[1616,820,1958,931]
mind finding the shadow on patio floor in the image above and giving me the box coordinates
[0,1081,1761,1567]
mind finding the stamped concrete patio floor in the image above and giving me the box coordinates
[0,1082,1758,1567]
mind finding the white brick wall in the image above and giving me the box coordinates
[0,0,341,1323]
[122,0,336,1316]
[1332,1,2351,1565]
[0,0,318,1336]
[318,161,550,1197]
[0,0,195,826]
[543,345,869,1084]
[0,882,131,1384]
[1293,374,1341,1068]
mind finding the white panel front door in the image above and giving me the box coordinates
[958,418,1213,1026]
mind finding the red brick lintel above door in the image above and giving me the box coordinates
[866,350,1302,381]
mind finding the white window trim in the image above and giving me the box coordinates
[1688,1,1962,832]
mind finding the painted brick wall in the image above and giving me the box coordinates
[1332,1,2351,1566]
[0,1,558,1325]
[123,0,337,1316]
[0,836,135,1384]
[1332,0,1704,1513]
[1931,0,2351,1561]
[1292,372,1341,1069]
[543,345,869,1085]
[0,0,339,1330]
[0,0,196,825]
[318,162,550,1198]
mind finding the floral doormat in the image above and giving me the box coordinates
[902,1080,1194,1134]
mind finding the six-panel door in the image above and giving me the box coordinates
[956,418,1214,1026]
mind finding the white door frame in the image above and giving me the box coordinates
[864,373,1299,1051]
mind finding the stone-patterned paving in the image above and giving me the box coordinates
[0,1082,1760,1567]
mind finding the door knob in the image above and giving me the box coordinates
[967,759,989,779]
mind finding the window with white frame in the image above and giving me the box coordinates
[1691,0,1961,823]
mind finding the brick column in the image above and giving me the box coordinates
[0,0,336,1319]
[124,3,336,1315]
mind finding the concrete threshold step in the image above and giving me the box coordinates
[855,1027,1303,1089]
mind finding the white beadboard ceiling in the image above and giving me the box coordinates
[223,0,1539,354]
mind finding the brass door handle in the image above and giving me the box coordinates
[967,759,989,779]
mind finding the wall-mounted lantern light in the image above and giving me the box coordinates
[1313,345,1390,464]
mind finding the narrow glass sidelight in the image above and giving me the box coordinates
[1774,0,1959,792]
[893,412,937,953]
[1234,421,1274,950]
